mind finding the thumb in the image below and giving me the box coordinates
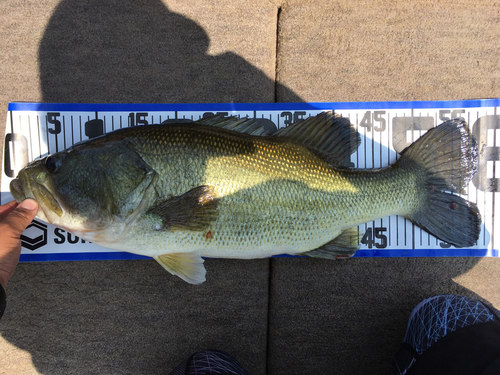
[0,199,39,289]
[3,199,39,237]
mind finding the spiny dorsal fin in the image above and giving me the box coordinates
[273,111,360,167]
[154,253,206,284]
[195,116,271,136]
[301,227,360,259]
[147,185,219,231]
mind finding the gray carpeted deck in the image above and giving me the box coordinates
[1,1,499,373]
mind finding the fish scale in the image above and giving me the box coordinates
[120,125,421,258]
[10,113,481,284]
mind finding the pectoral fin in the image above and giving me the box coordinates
[154,253,206,284]
[148,185,219,231]
[301,228,360,259]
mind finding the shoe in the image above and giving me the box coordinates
[392,294,500,375]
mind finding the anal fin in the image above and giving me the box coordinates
[154,252,206,284]
[301,228,360,259]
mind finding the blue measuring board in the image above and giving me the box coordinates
[2,100,499,261]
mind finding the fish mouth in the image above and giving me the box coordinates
[9,178,26,202]
[10,175,63,218]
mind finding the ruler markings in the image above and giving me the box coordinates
[36,115,41,161]
[62,116,66,150]
[2,104,498,259]
[45,114,50,156]
[28,115,33,162]
[492,108,497,251]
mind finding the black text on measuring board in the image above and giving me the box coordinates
[361,227,387,249]
[54,228,88,244]
[280,111,307,126]
[128,113,149,127]
[47,112,62,134]
[359,111,387,132]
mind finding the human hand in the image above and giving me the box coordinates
[0,200,38,289]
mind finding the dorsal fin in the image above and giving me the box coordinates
[273,111,360,167]
[195,116,271,136]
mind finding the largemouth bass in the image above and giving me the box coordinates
[9,112,481,284]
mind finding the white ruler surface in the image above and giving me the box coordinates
[1,101,499,261]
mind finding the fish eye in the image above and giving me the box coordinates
[45,155,62,173]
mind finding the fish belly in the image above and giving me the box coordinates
[120,168,418,259]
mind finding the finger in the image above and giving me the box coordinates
[0,201,19,220]
[0,199,39,239]
[0,200,38,288]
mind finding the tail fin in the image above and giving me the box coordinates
[398,119,481,247]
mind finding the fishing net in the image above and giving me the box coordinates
[403,294,499,354]
[168,350,249,375]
